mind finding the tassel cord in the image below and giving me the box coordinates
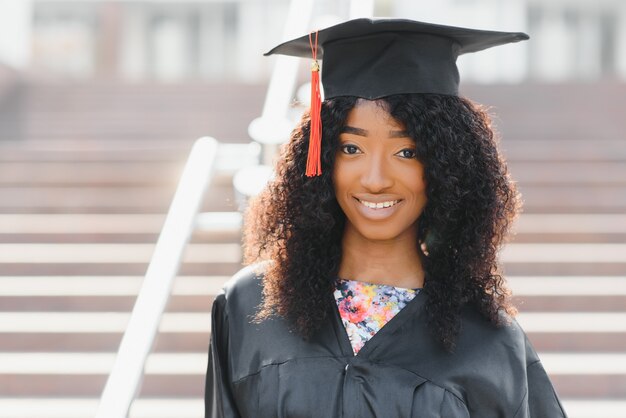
[306,31,323,177]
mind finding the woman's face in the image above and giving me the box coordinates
[332,99,427,242]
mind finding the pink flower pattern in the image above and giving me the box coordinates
[333,278,420,355]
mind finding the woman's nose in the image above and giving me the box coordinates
[360,156,394,192]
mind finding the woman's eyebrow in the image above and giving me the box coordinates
[341,126,368,136]
[341,125,410,138]
[389,130,410,138]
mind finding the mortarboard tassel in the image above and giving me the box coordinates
[305,31,322,177]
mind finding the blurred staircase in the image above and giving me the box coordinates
[0,81,625,417]
[0,80,259,417]
[467,83,626,416]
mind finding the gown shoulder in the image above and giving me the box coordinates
[216,263,266,319]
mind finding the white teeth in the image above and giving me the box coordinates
[359,199,399,209]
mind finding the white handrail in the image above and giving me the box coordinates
[95,137,219,418]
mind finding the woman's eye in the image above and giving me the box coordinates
[396,149,417,159]
[341,144,361,155]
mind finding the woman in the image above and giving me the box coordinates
[205,18,567,417]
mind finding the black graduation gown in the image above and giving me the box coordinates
[205,265,568,418]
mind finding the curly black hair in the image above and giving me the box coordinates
[244,93,520,351]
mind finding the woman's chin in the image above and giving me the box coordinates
[350,224,408,243]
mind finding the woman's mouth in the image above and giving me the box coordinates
[352,197,403,220]
[357,198,400,209]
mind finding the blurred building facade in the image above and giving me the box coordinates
[0,0,625,83]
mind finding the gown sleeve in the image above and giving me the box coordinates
[204,293,241,418]
[525,360,568,417]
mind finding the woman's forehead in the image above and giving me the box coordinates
[346,100,408,132]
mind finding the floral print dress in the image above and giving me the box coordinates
[333,278,421,355]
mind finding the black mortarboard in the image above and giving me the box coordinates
[265,18,529,99]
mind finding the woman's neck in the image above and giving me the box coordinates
[337,226,425,289]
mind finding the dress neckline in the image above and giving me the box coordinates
[333,279,421,354]
[336,277,422,291]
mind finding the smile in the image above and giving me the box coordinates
[356,199,400,209]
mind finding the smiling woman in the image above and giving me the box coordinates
[204,18,568,418]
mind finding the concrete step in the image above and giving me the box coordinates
[0,295,214,312]
[499,140,626,161]
[500,244,626,263]
[2,161,624,186]
[2,231,622,244]
[0,333,205,353]
[518,312,626,332]
[2,185,624,213]
[3,213,624,233]
[550,376,626,399]
[0,144,190,162]
[2,138,625,161]
[0,243,240,263]
[0,247,623,275]
[504,263,626,276]
[0,213,623,244]
[0,275,226,295]
[0,162,186,186]
[0,352,624,398]
[0,310,626,353]
[0,398,204,418]
[0,186,237,213]
[11,293,626,314]
[511,234,626,244]
[0,276,624,313]
[507,162,626,185]
[0,310,624,338]
[0,263,239,276]
[0,374,204,397]
[0,398,623,418]
[0,233,241,244]
[1,242,622,265]
[2,352,624,378]
[528,333,626,353]
[0,275,622,296]
[513,296,626,311]
[515,185,626,212]
[0,312,211,334]
[2,329,624,354]
[0,140,257,173]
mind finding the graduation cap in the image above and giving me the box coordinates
[264,18,529,176]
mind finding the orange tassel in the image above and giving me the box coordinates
[306,31,322,177]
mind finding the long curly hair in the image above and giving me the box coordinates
[244,94,520,351]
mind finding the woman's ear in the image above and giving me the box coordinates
[419,239,430,257]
